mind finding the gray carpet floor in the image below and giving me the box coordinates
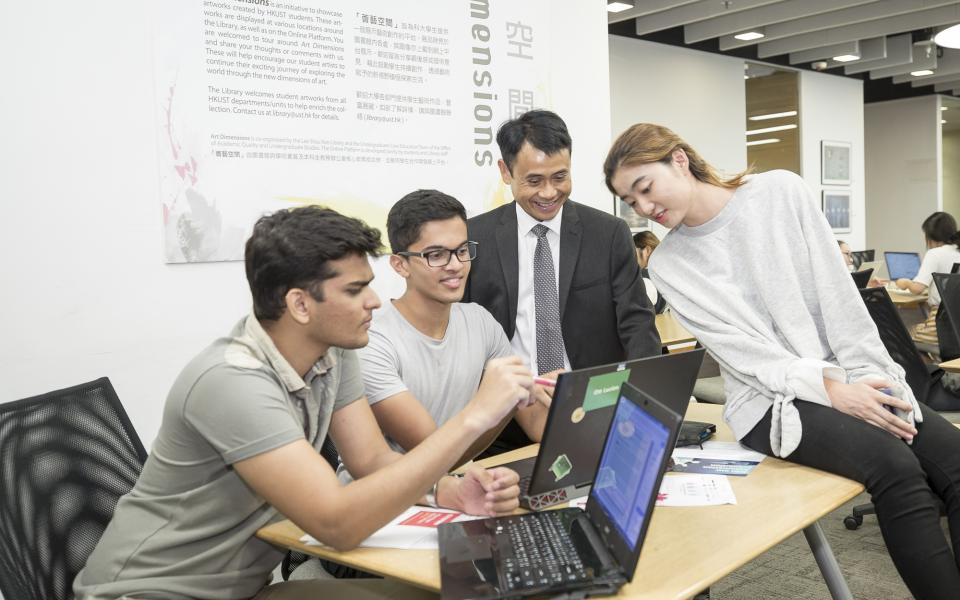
[711,408,960,599]
[711,491,921,599]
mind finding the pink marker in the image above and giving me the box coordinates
[533,376,557,388]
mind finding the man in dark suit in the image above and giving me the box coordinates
[465,110,661,454]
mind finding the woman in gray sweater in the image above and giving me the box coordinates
[604,123,960,599]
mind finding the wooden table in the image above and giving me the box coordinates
[656,312,696,347]
[888,289,928,309]
[940,357,960,373]
[257,404,862,599]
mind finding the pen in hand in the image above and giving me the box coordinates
[533,376,557,388]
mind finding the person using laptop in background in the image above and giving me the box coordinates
[894,211,960,302]
[74,206,533,600]
[339,190,552,484]
[838,240,854,270]
[634,230,667,313]
[839,240,882,288]
[894,212,960,349]
[604,123,960,599]
[465,110,662,457]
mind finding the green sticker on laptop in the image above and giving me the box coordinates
[550,453,573,481]
[582,369,631,412]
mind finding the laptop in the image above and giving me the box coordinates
[503,350,704,510]
[438,381,681,599]
[884,251,922,281]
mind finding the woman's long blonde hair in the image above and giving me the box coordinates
[604,123,750,195]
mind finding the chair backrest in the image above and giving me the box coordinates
[933,273,960,361]
[0,378,147,600]
[851,249,875,270]
[859,288,931,404]
[851,268,873,289]
[952,262,960,274]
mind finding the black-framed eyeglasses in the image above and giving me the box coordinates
[396,241,479,267]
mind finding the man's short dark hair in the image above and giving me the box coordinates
[387,189,467,254]
[245,206,382,321]
[496,109,572,173]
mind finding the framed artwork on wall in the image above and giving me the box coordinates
[613,195,649,230]
[822,189,851,233]
[821,140,851,185]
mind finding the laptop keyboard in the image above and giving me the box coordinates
[496,512,590,591]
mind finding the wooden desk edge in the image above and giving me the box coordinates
[258,520,440,591]
[940,357,960,373]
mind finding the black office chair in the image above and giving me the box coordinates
[844,289,931,530]
[0,378,147,600]
[950,262,960,274]
[933,273,960,362]
[861,286,960,410]
[851,268,873,289]
[860,287,933,402]
[850,249,875,270]
[844,288,959,529]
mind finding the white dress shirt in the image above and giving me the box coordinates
[513,203,572,374]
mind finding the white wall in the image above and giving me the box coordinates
[799,71,867,251]
[547,0,612,213]
[608,36,747,239]
[865,96,942,257]
[608,38,870,249]
[943,128,960,219]
[0,0,612,448]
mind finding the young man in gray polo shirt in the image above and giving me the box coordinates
[339,190,552,484]
[74,206,534,600]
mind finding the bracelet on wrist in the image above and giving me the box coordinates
[427,473,465,508]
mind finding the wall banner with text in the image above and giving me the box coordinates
[154,0,550,263]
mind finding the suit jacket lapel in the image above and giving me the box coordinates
[495,203,520,328]
[558,201,582,320]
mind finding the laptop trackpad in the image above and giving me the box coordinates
[444,535,494,562]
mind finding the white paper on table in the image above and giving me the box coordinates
[299,506,483,550]
[657,474,737,506]
[672,441,766,463]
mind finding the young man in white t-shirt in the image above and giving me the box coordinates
[342,190,553,481]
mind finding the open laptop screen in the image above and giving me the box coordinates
[591,396,670,550]
[885,252,921,280]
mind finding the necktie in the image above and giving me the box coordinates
[532,224,564,374]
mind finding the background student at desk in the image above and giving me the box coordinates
[634,230,667,314]
[894,211,960,300]
[894,212,960,345]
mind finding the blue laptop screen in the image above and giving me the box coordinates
[591,395,670,550]
[885,252,921,280]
